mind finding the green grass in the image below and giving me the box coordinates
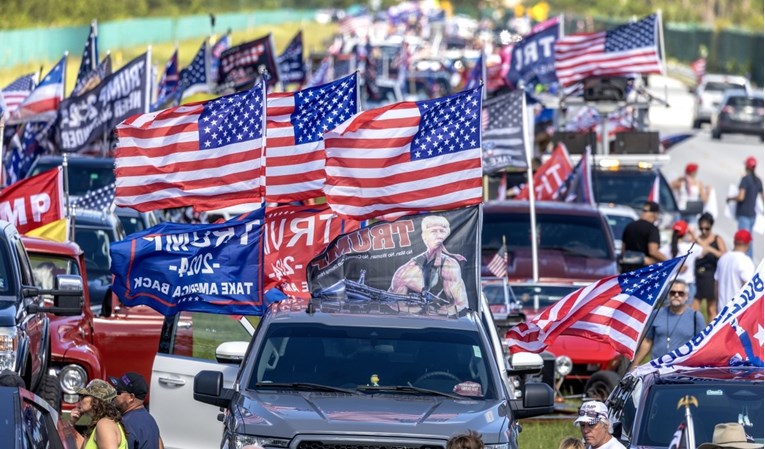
[191,312,260,360]
[0,21,338,92]
[519,420,580,449]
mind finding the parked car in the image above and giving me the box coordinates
[72,209,125,313]
[692,73,751,128]
[150,297,554,449]
[711,90,764,140]
[28,155,114,199]
[0,376,78,449]
[24,236,166,412]
[114,206,162,236]
[599,203,639,255]
[482,201,618,281]
[608,366,763,449]
[0,222,84,410]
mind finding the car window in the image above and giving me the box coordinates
[638,383,763,447]
[509,285,578,314]
[118,215,145,235]
[0,240,16,296]
[482,212,612,259]
[605,214,635,241]
[166,312,254,361]
[727,96,764,108]
[74,228,112,279]
[250,323,496,398]
[593,170,678,213]
[30,162,114,197]
[704,82,746,92]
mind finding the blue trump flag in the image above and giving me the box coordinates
[110,208,267,316]
[507,20,560,93]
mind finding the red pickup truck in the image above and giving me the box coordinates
[23,236,165,410]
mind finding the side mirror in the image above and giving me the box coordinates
[508,352,544,376]
[30,275,85,316]
[511,382,555,419]
[194,370,232,408]
[215,341,248,364]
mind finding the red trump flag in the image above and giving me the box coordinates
[0,167,65,234]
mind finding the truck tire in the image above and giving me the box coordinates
[38,373,62,412]
[584,370,621,402]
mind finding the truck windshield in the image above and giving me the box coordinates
[250,323,497,399]
[592,170,678,212]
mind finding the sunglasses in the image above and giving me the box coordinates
[699,227,711,231]
[578,410,605,418]
[669,290,687,296]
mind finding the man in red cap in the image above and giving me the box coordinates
[727,156,762,258]
[713,229,755,318]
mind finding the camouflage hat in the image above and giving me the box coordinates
[77,379,117,402]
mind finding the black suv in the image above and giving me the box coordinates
[607,367,763,449]
[0,221,84,408]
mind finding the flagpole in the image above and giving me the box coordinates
[521,90,539,283]
[0,117,5,187]
[502,235,509,306]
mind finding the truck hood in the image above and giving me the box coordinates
[235,391,508,440]
[0,301,16,327]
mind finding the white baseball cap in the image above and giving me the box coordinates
[574,401,609,426]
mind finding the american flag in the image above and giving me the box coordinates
[155,49,180,108]
[506,255,687,358]
[8,56,66,125]
[73,183,115,212]
[276,30,306,84]
[5,121,51,185]
[264,73,358,203]
[482,91,527,172]
[114,82,266,212]
[647,173,660,202]
[304,56,331,88]
[555,14,663,87]
[323,86,483,220]
[1,73,37,117]
[179,41,210,102]
[487,241,508,278]
[74,20,99,94]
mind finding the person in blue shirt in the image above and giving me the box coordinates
[110,372,164,449]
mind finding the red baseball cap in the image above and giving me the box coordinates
[745,157,757,169]
[734,229,752,244]
[672,220,689,236]
[685,163,698,174]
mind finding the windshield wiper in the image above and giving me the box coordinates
[255,382,359,394]
[357,384,463,399]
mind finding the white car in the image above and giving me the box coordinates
[598,203,639,254]
[692,73,751,128]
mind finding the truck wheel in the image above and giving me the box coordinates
[38,373,62,412]
[584,370,621,402]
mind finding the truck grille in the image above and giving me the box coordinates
[297,442,443,449]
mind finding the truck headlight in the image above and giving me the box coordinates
[233,435,290,449]
[0,327,18,371]
[59,364,87,394]
[555,355,573,377]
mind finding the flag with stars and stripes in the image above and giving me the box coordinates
[8,55,66,125]
[482,90,527,172]
[179,41,212,103]
[276,30,306,85]
[1,73,37,118]
[264,73,359,203]
[323,86,483,220]
[73,182,115,212]
[506,255,688,358]
[114,82,266,212]
[555,14,663,86]
[5,121,51,185]
[74,20,99,95]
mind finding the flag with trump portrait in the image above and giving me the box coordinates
[633,260,764,374]
[114,81,266,212]
[323,86,484,220]
[506,256,688,359]
[264,73,358,203]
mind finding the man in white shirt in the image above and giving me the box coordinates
[574,401,626,449]
[714,229,755,318]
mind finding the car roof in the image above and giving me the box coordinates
[701,73,750,84]
[33,155,114,167]
[265,298,481,331]
[631,366,763,384]
[73,209,122,228]
[483,200,603,217]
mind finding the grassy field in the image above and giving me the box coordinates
[0,20,338,92]
[519,420,580,449]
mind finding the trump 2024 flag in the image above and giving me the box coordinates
[507,256,687,359]
[323,86,484,220]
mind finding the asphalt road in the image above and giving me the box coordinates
[646,74,763,265]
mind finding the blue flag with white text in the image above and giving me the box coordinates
[507,19,560,94]
[110,208,266,316]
